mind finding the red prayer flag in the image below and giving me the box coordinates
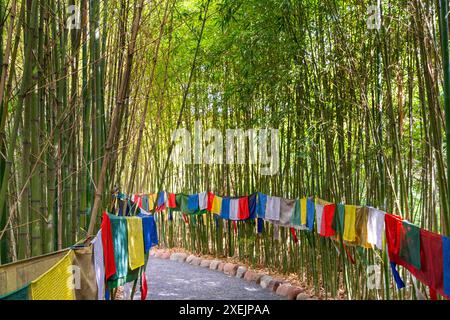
[238,196,250,220]
[168,193,176,208]
[430,288,437,301]
[386,213,449,299]
[385,213,403,263]
[141,269,148,300]
[207,192,214,212]
[290,227,298,244]
[409,230,445,297]
[320,204,336,237]
[232,221,237,234]
[101,211,116,280]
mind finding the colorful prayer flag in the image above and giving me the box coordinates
[257,193,267,219]
[126,217,145,270]
[343,205,357,242]
[321,204,336,237]
[220,197,230,220]
[399,220,421,269]
[238,196,250,220]
[211,195,222,214]
[30,251,75,300]
[101,212,116,280]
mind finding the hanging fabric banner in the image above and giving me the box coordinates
[238,196,250,220]
[248,193,257,219]
[443,236,450,297]
[101,212,116,281]
[126,217,145,270]
[257,192,267,219]
[187,194,200,213]
[93,231,105,300]
[399,220,421,269]
[211,195,222,215]
[220,197,230,220]
[257,218,264,234]
[343,205,357,242]
[277,198,295,227]
[291,199,301,228]
[0,285,30,300]
[30,251,75,300]
[290,227,298,244]
[306,198,315,231]
[367,207,385,250]
[168,193,177,208]
[321,203,336,237]
[199,191,208,211]
[229,198,239,220]
[315,203,324,235]
[139,211,159,253]
[265,196,281,221]
[354,206,370,248]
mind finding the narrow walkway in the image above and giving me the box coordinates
[132,256,282,300]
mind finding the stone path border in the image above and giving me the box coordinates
[150,248,320,300]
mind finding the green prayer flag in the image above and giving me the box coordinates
[399,221,421,269]
[0,284,30,300]
[290,199,301,227]
[172,193,205,215]
[332,203,345,235]
[108,214,129,279]
[107,268,140,289]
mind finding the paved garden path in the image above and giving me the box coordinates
[130,256,282,300]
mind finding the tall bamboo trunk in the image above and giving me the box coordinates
[87,0,146,236]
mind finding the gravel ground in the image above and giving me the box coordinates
[129,256,282,300]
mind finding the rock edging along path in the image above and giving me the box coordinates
[132,249,320,300]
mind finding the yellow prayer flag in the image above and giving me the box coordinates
[126,217,145,270]
[211,196,222,214]
[343,205,357,242]
[30,251,75,300]
[148,193,157,211]
[300,198,307,225]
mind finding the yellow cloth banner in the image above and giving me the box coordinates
[126,217,145,270]
[300,198,307,225]
[148,193,157,211]
[211,196,222,214]
[343,205,357,242]
[30,251,75,300]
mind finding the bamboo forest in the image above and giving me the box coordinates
[1,0,450,302]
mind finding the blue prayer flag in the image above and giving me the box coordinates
[390,262,405,290]
[187,194,199,213]
[221,197,230,220]
[443,236,450,297]
[306,198,315,231]
[249,193,257,219]
[257,218,264,234]
[138,211,159,253]
[257,193,267,219]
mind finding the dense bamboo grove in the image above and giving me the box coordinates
[1,0,450,300]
